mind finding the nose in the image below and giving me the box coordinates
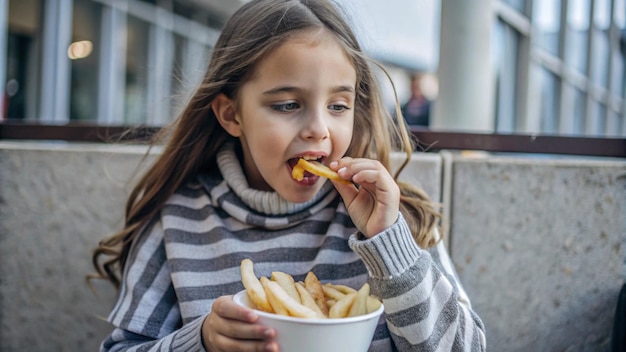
[300,108,329,140]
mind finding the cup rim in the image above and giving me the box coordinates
[232,289,384,325]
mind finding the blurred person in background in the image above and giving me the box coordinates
[401,72,431,128]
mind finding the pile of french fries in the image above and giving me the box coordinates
[240,259,382,319]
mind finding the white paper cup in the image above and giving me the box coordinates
[233,290,384,352]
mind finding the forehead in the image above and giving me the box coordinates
[249,29,356,83]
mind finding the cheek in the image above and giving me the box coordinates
[335,118,355,150]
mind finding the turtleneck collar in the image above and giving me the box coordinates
[216,142,335,216]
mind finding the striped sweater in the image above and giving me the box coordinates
[101,146,486,351]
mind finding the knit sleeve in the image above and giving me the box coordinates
[101,219,207,352]
[348,213,486,351]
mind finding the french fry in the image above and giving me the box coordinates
[366,296,382,313]
[348,283,370,317]
[239,259,382,319]
[261,276,287,315]
[322,285,346,301]
[265,280,318,318]
[326,283,357,295]
[295,282,326,318]
[291,158,351,184]
[304,272,329,317]
[271,271,300,303]
[240,259,273,312]
[329,292,357,318]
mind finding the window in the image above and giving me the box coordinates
[4,0,43,120]
[495,0,626,137]
[70,0,102,121]
[1,0,219,125]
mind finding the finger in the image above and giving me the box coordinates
[212,296,258,323]
[211,300,275,341]
[219,318,275,341]
[212,334,278,352]
[330,177,359,206]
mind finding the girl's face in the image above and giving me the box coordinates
[230,30,356,203]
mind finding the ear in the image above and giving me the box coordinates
[212,93,242,137]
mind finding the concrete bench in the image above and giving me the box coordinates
[1,141,624,351]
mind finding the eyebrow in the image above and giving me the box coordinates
[262,85,355,95]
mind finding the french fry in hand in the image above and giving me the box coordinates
[292,158,351,184]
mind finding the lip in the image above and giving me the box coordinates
[287,152,328,168]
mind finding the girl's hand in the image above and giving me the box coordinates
[202,295,278,352]
[330,157,400,238]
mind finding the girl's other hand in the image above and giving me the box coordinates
[330,157,400,238]
[202,295,278,352]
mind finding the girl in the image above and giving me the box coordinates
[91,0,486,351]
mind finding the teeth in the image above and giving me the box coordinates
[302,156,319,161]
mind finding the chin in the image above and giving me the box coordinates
[279,187,320,204]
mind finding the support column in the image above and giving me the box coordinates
[0,0,7,119]
[39,0,73,122]
[98,4,127,124]
[432,0,495,132]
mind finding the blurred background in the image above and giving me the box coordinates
[1,0,625,137]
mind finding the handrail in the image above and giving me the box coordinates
[1,121,624,158]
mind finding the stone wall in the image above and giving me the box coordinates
[449,154,626,351]
[0,142,624,351]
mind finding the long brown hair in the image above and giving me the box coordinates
[91,0,440,289]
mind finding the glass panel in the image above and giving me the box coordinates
[5,0,42,120]
[590,31,609,87]
[500,0,527,14]
[494,19,519,133]
[539,68,559,134]
[533,0,561,56]
[616,0,625,29]
[69,0,102,121]
[610,41,624,97]
[593,0,611,29]
[566,0,590,73]
[593,103,606,135]
[125,15,150,124]
[585,101,607,135]
[605,110,620,136]
[572,88,586,135]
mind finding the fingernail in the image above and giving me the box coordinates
[338,167,347,174]
[330,161,338,168]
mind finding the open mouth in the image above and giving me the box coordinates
[288,156,325,182]
[288,156,324,168]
